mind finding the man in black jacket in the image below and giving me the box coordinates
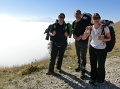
[46,13,69,75]
[72,10,89,78]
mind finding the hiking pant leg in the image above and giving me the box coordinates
[56,43,67,70]
[75,40,81,68]
[89,45,97,81]
[48,42,58,72]
[80,42,88,69]
[97,49,107,83]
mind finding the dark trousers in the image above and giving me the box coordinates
[89,45,107,83]
[48,41,67,72]
[75,40,88,69]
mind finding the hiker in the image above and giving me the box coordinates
[46,13,70,75]
[82,13,111,87]
[72,10,90,78]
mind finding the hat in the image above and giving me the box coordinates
[58,13,65,19]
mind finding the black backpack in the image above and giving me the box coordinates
[82,13,92,25]
[44,19,58,41]
[44,24,53,40]
[100,20,116,52]
[44,21,68,41]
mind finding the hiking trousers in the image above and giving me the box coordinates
[48,41,67,72]
[75,40,88,69]
[89,45,107,83]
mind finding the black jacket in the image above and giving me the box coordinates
[50,23,69,42]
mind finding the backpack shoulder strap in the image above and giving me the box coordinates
[101,25,106,35]
[53,23,56,29]
[52,22,58,31]
[64,23,68,30]
[53,22,67,32]
[90,25,93,35]
[72,20,76,29]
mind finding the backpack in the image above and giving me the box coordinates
[82,13,92,25]
[100,20,116,52]
[66,23,73,38]
[44,19,59,41]
[44,24,53,40]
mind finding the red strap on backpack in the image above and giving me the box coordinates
[101,25,106,29]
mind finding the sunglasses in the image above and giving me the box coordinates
[59,16,64,19]
[93,17,101,20]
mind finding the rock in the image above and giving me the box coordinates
[116,79,119,81]
[68,67,72,69]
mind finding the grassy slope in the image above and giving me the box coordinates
[0,21,120,88]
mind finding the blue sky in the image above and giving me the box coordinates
[0,0,120,22]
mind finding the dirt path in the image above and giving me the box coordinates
[3,56,120,89]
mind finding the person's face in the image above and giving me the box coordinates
[75,12,82,20]
[92,17,101,24]
[58,15,64,23]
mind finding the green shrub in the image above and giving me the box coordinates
[19,65,40,76]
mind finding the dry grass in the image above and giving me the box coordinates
[0,59,49,84]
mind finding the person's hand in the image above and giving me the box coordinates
[65,32,69,37]
[98,35,104,40]
[53,31,56,35]
[73,35,77,39]
[49,31,56,36]
[76,36,81,41]
[85,26,92,34]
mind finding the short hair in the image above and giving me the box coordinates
[75,10,81,14]
[58,13,65,19]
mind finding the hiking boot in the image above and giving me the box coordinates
[93,82,101,87]
[75,67,80,72]
[58,69,63,73]
[46,71,54,75]
[89,79,96,85]
[89,80,101,87]
[81,69,86,75]
[80,74,86,79]
[56,67,63,73]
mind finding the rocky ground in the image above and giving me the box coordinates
[2,56,120,89]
